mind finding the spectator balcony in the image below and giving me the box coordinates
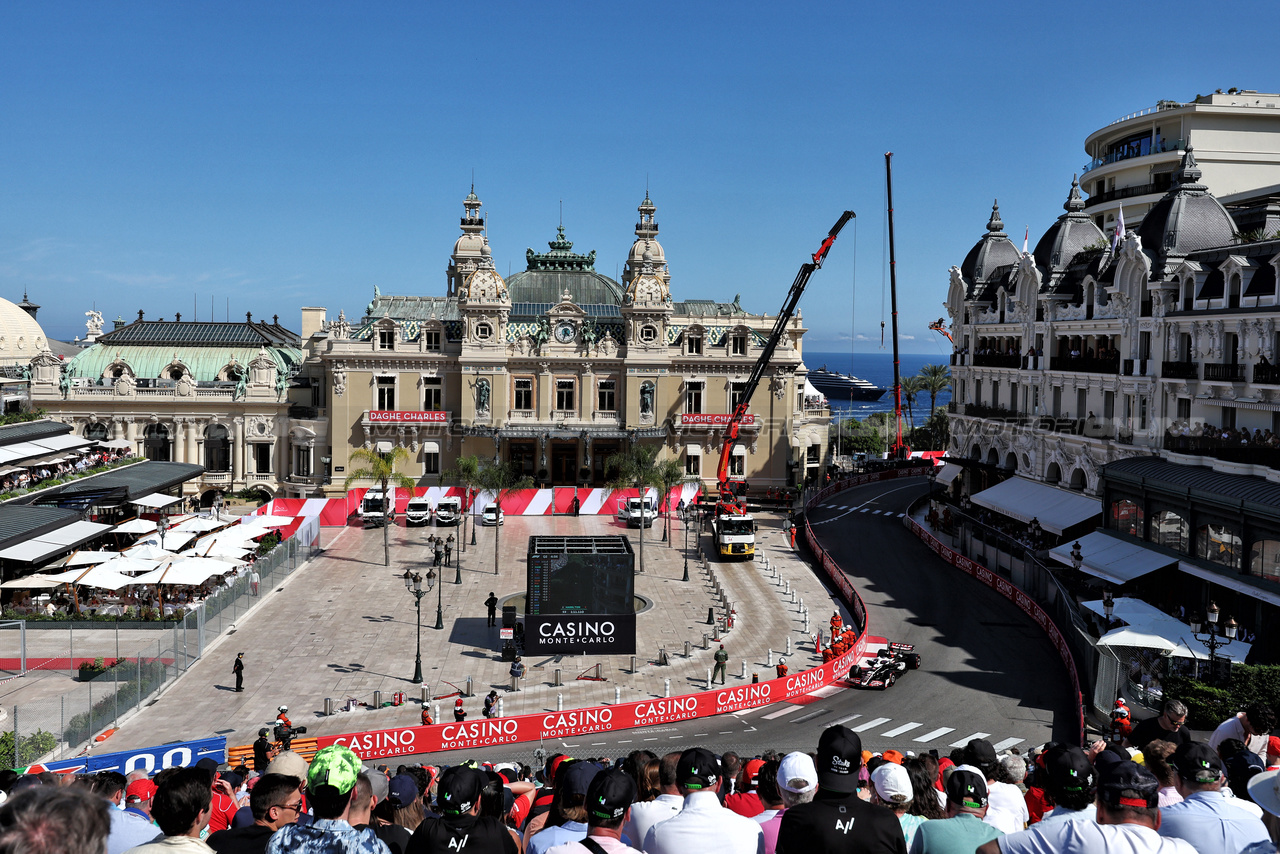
[1122,359,1152,377]
[1204,363,1246,382]
[1164,435,1280,471]
[1161,361,1199,380]
[1255,364,1280,385]
[1048,356,1121,374]
[973,353,1022,369]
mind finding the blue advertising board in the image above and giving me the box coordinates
[23,736,226,775]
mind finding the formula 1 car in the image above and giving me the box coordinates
[848,642,921,689]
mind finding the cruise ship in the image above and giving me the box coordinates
[807,366,887,402]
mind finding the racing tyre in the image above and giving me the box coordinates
[883,675,894,690]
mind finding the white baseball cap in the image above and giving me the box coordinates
[872,762,913,804]
[777,751,818,794]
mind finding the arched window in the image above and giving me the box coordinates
[1250,540,1280,582]
[1068,468,1086,491]
[986,447,999,467]
[83,422,109,441]
[1151,510,1188,552]
[1045,462,1061,484]
[1196,522,1241,569]
[1004,453,1017,472]
[168,367,185,380]
[143,423,170,462]
[204,424,230,472]
[1111,499,1144,538]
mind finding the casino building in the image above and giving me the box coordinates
[318,189,830,492]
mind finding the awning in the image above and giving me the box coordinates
[31,435,94,453]
[0,442,56,464]
[1048,531,1178,585]
[114,519,158,534]
[421,441,440,454]
[0,540,68,563]
[131,493,184,509]
[35,521,114,547]
[98,439,133,449]
[971,477,1101,535]
[1177,560,1280,609]
[935,463,963,486]
[1087,596,1253,661]
[686,444,703,456]
[134,531,196,551]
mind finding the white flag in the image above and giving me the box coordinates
[1023,226,1029,255]
[1112,204,1125,252]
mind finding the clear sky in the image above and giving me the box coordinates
[2,2,1275,353]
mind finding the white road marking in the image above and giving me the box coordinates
[852,717,892,732]
[762,705,804,720]
[733,705,772,718]
[880,722,923,738]
[897,513,906,518]
[618,740,632,744]
[831,713,863,726]
[806,684,847,699]
[669,735,683,739]
[950,732,991,748]
[913,727,956,743]
[812,483,919,524]
[591,742,606,746]
[643,737,659,741]
[992,737,1025,751]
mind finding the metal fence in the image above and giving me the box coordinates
[8,528,322,768]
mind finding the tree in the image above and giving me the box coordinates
[473,458,534,576]
[901,375,925,430]
[606,443,665,573]
[445,454,483,554]
[344,446,417,566]
[654,456,696,547]
[916,364,952,424]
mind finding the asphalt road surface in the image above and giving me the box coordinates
[373,476,1079,768]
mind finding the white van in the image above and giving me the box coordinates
[405,496,433,527]
[360,488,393,527]
[435,497,462,526]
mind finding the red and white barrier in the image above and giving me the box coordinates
[316,636,869,760]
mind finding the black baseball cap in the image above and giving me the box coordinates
[1045,745,1095,796]
[563,760,601,797]
[946,768,988,809]
[1171,741,1225,785]
[676,748,721,790]
[437,766,484,814]
[586,768,637,823]
[962,739,998,774]
[1098,760,1160,809]
[816,725,863,793]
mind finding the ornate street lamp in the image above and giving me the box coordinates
[683,503,691,582]
[403,568,437,684]
[1070,541,1083,571]
[1190,602,1238,685]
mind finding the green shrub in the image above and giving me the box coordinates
[256,531,281,556]
[0,728,58,767]
[1162,663,1280,729]
[63,659,169,748]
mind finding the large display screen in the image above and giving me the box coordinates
[527,550,634,616]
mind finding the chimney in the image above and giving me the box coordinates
[113,316,125,330]
[300,307,327,340]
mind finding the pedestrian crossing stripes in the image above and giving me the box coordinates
[755,708,1026,751]
[851,717,892,732]
[880,722,923,738]
[913,727,955,743]
[761,705,804,720]
[950,732,992,748]
[992,737,1025,751]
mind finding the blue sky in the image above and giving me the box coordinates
[2,2,1275,353]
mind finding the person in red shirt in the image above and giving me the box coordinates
[775,658,788,679]
[196,757,241,834]
[725,759,766,817]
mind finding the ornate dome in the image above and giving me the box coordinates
[1033,175,1106,270]
[0,294,49,366]
[506,226,626,307]
[959,200,1021,287]
[1137,148,1238,264]
[462,247,508,302]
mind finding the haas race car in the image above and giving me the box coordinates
[848,642,921,689]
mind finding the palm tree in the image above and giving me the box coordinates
[915,364,952,450]
[344,446,417,566]
[473,458,534,576]
[606,443,665,573]
[444,454,482,559]
[655,457,696,547]
[901,375,925,430]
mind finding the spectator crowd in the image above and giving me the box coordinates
[5,701,1280,853]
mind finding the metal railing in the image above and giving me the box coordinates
[973,354,1021,368]
[1204,363,1246,382]
[1162,361,1199,380]
[1256,364,1280,385]
[1048,356,1121,375]
[7,531,321,767]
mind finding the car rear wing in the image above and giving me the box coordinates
[889,641,915,653]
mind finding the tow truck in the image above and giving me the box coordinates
[711,211,855,559]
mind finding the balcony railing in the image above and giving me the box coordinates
[1204,363,1246,382]
[973,354,1022,368]
[1048,356,1121,374]
[1165,436,1280,471]
[1122,359,1152,376]
[1161,361,1199,380]
[202,472,233,484]
[1255,364,1280,385]
[1082,137,1187,173]
[1084,182,1163,208]
[248,472,275,483]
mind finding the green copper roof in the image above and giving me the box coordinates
[525,226,597,272]
[65,343,301,383]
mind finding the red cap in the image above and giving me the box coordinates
[126,779,157,803]
[743,759,765,788]
[881,750,905,765]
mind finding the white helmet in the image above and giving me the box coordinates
[778,658,786,665]
[278,705,288,712]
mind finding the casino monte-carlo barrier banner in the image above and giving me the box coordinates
[315,637,868,760]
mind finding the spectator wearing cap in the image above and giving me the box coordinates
[980,760,1197,854]
[0,786,111,853]
[208,773,303,854]
[524,754,572,843]
[408,766,514,854]
[622,752,681,850]
[644,747,765,854]
[1127,699,1191,751]
[1033,746,1096,827]
[776,727,906,854]
[1217,738,1267,803]
[545,769,641,854]
[961,739,1028,835]
[909,767,1001,854]
[372,774,421,853]
[194,758,241,836]
[528,761,600,854]
[125,766,215,853]
[253,728,277,773]
[1210,704,1276,758]
[78,770,155,854]
[264,745,389,853]
[124,778,158,825]
[1157,741,1270,853]
[871,762,925,850]
[725,759,767,817]
[761,753,816,854]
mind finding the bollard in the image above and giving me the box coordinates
[740,660,747,678]
[706,668,713,688]
[421,686,430,704]
[799,597,804,613]
[373,690,383,708]
[703,632,710,650]
[614,686,621,704]
[803,615,810,633]
[557,693,563,711]
[684,640,692,658]
[784,580,790,595]
[786,636,792,655]
[712,621,721,642]
[512,675,519,692]
[767,649,774,666]
[497,698,503,717]
[554,668,562,687]
[791,590,797,604]
[465,676,473,697]
[324,697,334,716]
[434,703,440,723]
[630,655,637,673]
[707,607,716,625]
[658,647,669,666]
[664,678,671,698]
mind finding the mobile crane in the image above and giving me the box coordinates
[711,211,856,558]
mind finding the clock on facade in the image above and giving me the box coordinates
[554,321,576,344]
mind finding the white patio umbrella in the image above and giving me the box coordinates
[238,515,294,528]
[64,550,123,567]
[0,575,63,589]
[134,531,197,551]
[133,558,229,587]
[114,519,158,535]
[101,555,162,575]
[47,565,139,591]
[175,517,227,533]
[126,544,178,561]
